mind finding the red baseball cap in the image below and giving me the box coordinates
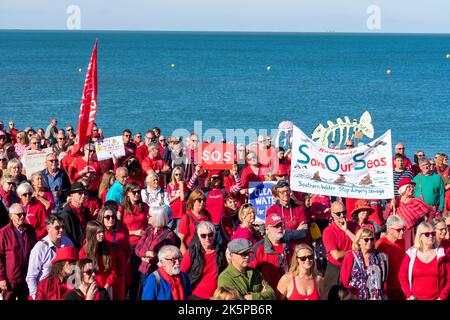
[207,170,223,179]
[266,213,284,227]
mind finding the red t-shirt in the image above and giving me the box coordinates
[181,250,217,299]
[411,256,439,300]
[205,189,225,225]
[322,221,358,266]
[375,236,405,289]
[178,211,210,246]
[136,144,149,164]
[166,183,187,220]
[120,204,148,246]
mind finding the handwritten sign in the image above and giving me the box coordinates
[248,181,277,223]
[21,148,54,179]
[198,143,235,170]
[291,125,394,199]
[95,136,125,161]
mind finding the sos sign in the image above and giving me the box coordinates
[198,143,235,170]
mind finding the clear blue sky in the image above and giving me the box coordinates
[1,0,450,33]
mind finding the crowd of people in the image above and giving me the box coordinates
[0,118,449,301]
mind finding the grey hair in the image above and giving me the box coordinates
[149,206,169,228]
[418,157,430,165]
[386,215,405,230]
[30,171,44,183]
[158,245,181,262]
[9,203,24,216]
[196,221,215,237]
[147,142,159,151]
[145,172,159,185]
[115,167,128,177]
[1,174,16,184]
[16,182,34,197]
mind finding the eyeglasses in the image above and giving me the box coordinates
[417,154,425,157]
[422,231,436,238]
[200,232,214,239]
[57,137,65,140]
[396,147,405,150]
[165,257,182,263]
[436,227,448,233]
[361,237,375,243]
[123,134,131,137]
[159,139,166,142]
[297,254,314,262]
[52,225,64,231]
[66,128,74,132]
[76,191,88,196]
[237,251,251,257]
[196,198,206,203]
[130,190,140,195]
[333,211,346,217]
[392,227,405,233]
[104,215,117,220]
[21,192,33,197]
[83,269,97,276]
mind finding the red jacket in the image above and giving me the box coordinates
[0,222,37,285]
[35,276,70,300]
[23,199,48,240]
[398,247,450,300]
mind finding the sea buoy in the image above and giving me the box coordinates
[446,53,450,59]
[386,69,392,75]
[171,63,176,68]
[266,66,272,71]
[78,68,82,73]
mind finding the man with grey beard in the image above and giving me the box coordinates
[141,245,192,300]
[248,212,309,294]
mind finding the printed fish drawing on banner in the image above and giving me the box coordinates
[311,111,374,148]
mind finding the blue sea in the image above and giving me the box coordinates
[0,30,449,157]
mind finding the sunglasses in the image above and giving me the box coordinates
[346,145,353,147]
[237,251,251,257]
[104,215,117,220]
[211,176,221,180]
[6,182,16,186]
[271,223,284,229]
[196,198,205,203]
[297,254,314,262]
[130,190,140,195]
[200,232,214,239]
[0,158,6,162]
[174,173,182,176]
[22,192,33,197]
[159,139,166,142]
[422,231,436,238]
[83,269,97,276]
[66,128,73,131]
[47,159,58,162]
[13,212,25,218]
[361,237,375,243]
[0,136,5,140]
[333,211,346,217]
[392,227,405,232]
[76,191,88,196]
[52,225,64,231]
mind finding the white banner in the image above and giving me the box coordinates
[21,148,54,179]
[290,126,394,199]
[95,136,125,161]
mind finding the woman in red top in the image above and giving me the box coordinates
[35,247,78,300]
[98,170,115,204]
[79,220,118,300]
[399,222,450,300]
[188,165,242,239]
[231,203,262,244]
[17,183,48,239]
[238,151,263,206]
[167,166,188,232]
[178,190,211,254]
[64,258,110,300]
[30,172,55,216]
[351,200,377,237]
[97,207,131,300]
[119,181,148,300]
[277,244,322,300]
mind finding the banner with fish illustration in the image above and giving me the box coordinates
[290,125,394,199]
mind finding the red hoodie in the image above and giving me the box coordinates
[23,198,48,240]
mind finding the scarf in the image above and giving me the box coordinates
[397,198,430,230]
[158,267,185,300]
[349,250,387,300]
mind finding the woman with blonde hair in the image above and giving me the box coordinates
[277,244,321,300]
[211,286,241,300]
[166,166,188,231]
[14,131,29,159]
[340,228,388,300]
[230,203,262,244]
[98,170,115,204]
[399,222,450,300]
[7,158,26,183]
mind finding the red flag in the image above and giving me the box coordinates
[73,39,98,155]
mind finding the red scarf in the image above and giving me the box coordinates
[158,267,185,300]
[397,198,430,230]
